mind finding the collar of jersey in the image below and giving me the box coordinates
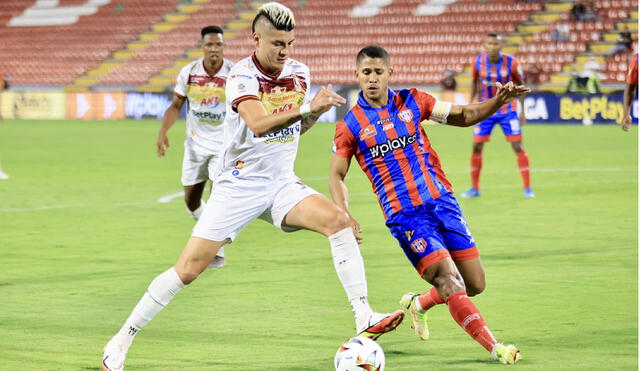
[357,88,396,111]
[251,53,281,79]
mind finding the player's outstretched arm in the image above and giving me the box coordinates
[446,82,530,127]
[329,155,363,243]
[157,94,186,157]
[239,85,345,137]
[620,82,637,131]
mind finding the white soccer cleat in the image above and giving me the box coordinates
[0,170,9,180]
[102,341,127,371]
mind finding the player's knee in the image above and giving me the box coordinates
[472,143,484,153]
[511,142,524,152]
[466,280,486,297]
[174,264,202,285]
[326,209,351,235]
[432,272,466,298]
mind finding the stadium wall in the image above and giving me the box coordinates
[1,90,636,125]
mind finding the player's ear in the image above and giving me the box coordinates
[252,32,260,48]
[388,66,394,77]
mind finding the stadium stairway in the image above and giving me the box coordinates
[65,0,221,92]
[137,0,264,93]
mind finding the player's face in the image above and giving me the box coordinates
[356,57,393,103]
[202,33,224,66]
[254,26,295,73]
[484,36,502,57]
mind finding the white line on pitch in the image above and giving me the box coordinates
[157,191,184,203]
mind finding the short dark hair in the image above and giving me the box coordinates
[356,45,390,64]
[201,25,224,39]
[251,2,295,33]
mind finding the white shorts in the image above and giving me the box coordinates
[192,178,319,242]
[181,142,217,186]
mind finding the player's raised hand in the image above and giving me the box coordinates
[156,133,170,157]
[620,115,632,131]
[494,81,530,103]
[310,84,346,114]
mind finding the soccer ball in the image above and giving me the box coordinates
[334,336,385,371]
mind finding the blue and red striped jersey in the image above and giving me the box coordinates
[334,88,453,220]
[472,52,523,114]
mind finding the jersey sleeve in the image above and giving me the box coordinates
[511,57,524,84]
[627,54,638,85]
[333,120,356,158]
[411,88,451,124]
[173,65,189,98]
[226,67,260,112]
[303,67,312,105]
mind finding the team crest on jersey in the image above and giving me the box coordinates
[234,160,245,169]
[359,125,377,140]
[398,109,413,123]
[410,238,428,253]
[405,230,414,241]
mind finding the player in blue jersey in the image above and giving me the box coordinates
[329,45,529,364]
[462,33,534,198]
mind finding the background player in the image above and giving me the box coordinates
[103,5,403,370]
[156,25,232,267]
[462,33,534,198]
[620,52,637,131]
[329,45,529,364]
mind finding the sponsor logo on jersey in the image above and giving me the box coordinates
[231,74,253,80]
[359,125,377,140]
[376,117,392,126]
[410,238,428,253]
[500,69,509,78]
[257,123,301,144]
[369,133,417,159]
[383,122,395,131]
[405,230,414,241]
[398,109,413,123]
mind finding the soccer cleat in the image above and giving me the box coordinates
[400,292,430,340]
[460,188,480,198]
[357,310,405,341]
[102,341,127,371]
[0,170,9,180]
[492,343,522,365]
[523,188,535,198]
[208,255,225,269]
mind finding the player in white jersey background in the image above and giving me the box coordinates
[103,3,403,370]
[156,25,232,267]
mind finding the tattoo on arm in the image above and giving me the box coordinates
[300,113,321,134]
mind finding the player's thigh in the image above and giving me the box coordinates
[193,180,269,243]
[435,194,483,291]
[275,182,347,236]
[454,257,485,296]
[386,207,453,280]
[472,117,496,143]
[181,145,211,187]
[499,112,522,142]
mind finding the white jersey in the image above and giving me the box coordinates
[217,54,311,182]
[174,58,233,155]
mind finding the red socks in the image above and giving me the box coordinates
[516,150,530,189]
[417,287,444,311]
[470,152,482,190]
[446,292,498,352]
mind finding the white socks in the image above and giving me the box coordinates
[188,200,205,221]
[111,267,185,349]
[329,227,373,331]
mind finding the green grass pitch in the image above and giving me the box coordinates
[0,119,636,370]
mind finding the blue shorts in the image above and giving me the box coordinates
[473,111,522,143]
[385,193,479,276]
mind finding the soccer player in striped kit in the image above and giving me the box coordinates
[329,45,528,364]
[462,33,534,198]
[620,52,637,131]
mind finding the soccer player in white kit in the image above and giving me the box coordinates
[102,3,403,370]
[156,26,231,267]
